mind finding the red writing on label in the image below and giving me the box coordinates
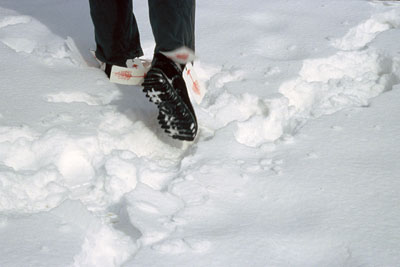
[114,71,144,80]
[192,81,201,95]
[186,69,201,95]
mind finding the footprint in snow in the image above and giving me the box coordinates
[237,158,283,174]
[44,92,105,106]
[169,179,210,206]
[259,158,283,174]
[127,184,183,216]
[152,238,210,254]
[306,152,318,159]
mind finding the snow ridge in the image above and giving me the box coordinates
[332,10,400,51]
[202,10,400,147]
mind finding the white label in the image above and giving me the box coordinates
[183,62,206,105]
[109,59,150,86]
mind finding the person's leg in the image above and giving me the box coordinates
[89,0,143,66]
[148,0,195,53]
[142,0,197,141]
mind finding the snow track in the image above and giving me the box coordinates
[202,9,400,147]
[1,1,400,266]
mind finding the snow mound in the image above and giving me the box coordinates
[0,119,184,213]
[0,15,31,28]
[0,11,68,61]
[72,224,137,267]
[280,50,396,117]
[332,10,400,51]
[126,183,184,246]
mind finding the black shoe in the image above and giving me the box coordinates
[104,63,113,78]
[142,53,198,141]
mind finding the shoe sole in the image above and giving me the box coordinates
[142,68,197,141]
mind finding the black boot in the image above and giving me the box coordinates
[142,53,198,141]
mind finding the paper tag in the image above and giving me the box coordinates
[160,47,196,64]
[109,59,150,85]
[90,49,205,103]
[183,62,206,105]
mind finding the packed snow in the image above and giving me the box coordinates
[0,0,400,266]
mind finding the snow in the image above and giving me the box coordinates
[0,0,400,266]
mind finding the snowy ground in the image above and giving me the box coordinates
[0,0,400,266]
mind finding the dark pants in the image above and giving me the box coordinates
[89,0,195,66]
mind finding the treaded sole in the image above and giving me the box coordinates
[142,68,197,141]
